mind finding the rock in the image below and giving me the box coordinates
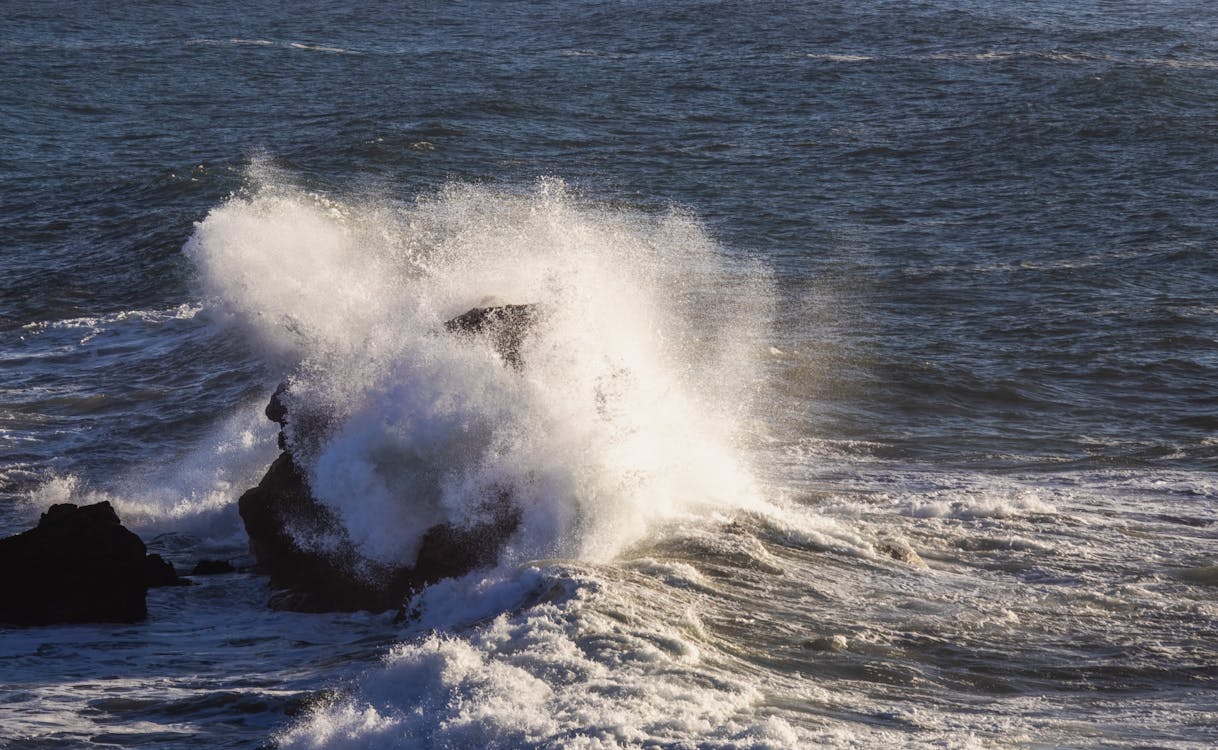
[190,559,236,576]
[145,553,190,587]
[876,538,927,568]
[239,439,521,613]
[266,381,289,450]
[239,451,398,612]
[266,381,289,426]
[0,502,149,624]
[444,303,540,369]
[802,634,849,652]
[237,305,534,613]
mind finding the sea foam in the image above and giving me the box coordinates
[276,564,803,750]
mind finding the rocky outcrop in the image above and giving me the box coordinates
[444,303,540,369]
[0,502,164,625]
[145,553,190,588]
[238,305,534,613]
[238,450,410,612]
[190,559,236,576]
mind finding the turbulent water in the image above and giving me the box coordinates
[2,1,1216,748]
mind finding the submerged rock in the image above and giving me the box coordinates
[876,538,927,568]
[802,634,849,653]
[0,502,153,624]
[238,305,533,613]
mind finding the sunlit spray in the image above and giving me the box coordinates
[186,165,775,569]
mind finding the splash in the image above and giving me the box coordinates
[186,166,773,569]
[21,404,279,540]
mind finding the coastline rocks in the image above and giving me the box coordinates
[238,305,533,613]
[239,451,412,612]
[238,409,520,614]
[190,559,236,576]
[145,553,190,588]
[0,502,163,625]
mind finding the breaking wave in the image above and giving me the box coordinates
[185,163,775,570]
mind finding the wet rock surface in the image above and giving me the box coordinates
[444,303,540,369]
[238,305,533,613]
[190,559,236,576]
[0,502,154,624]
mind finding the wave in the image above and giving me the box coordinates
[805,49,1218,69]
[14,304,201,346]
[174,165,819,746]
[185,163,775,571]
[19,401,278,540]
[276,564,803,750]
[186,38,359,54]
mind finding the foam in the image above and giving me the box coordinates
[186,167,774,569]
[15,304,201,348]
[803,49,1218,70]
[278,566,803,749]
[901,492,1057,520]
[20,304,201,333]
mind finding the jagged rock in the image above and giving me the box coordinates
[876,539,927,568]
[190,559,236,576]
[0,502,150,624]
[145,553,190,587]
[238,451,393,612]
[237,305,533,613]
[239,450,518,613]
[444,303,540,368]
[267,381,289,450]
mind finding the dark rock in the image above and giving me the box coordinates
[444,303,540,368]
[145,553,189,587]
[190,559,235,576]
[0,502,149,624]
[239,449,420,613]
[239,446,520,613]
[414,493,520,581]
[266,381,290,450]
[237,305,535,613]
[266,382,289,426]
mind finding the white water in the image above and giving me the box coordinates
[168,168,831,747]
[186,166,775,568]
[276,564,803,750]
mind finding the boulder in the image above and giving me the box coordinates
[190,559,236,576]
[238,429,520,614]
[237,305,534,613]
[238,451,409,612]
[145,553,190,587]
[444,303,540,369]
[0,502,150,624]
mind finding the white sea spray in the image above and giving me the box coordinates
[185,167,776,568]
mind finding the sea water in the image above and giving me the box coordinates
[2,1,1216,747]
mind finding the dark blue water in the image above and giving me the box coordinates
[2,2,1216,747]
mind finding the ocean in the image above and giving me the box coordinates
[2,1,1216,747]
